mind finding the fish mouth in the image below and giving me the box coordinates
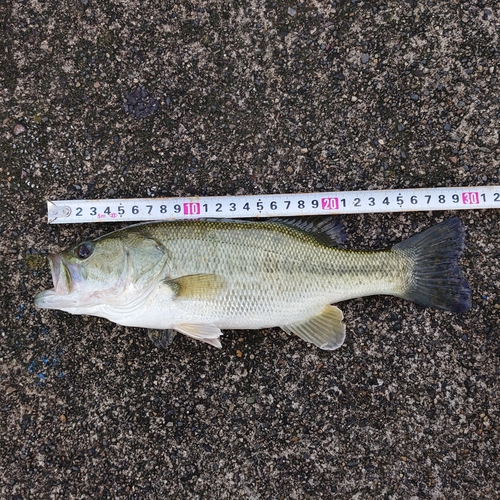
[34,254,82,309]
[48,254,67,294]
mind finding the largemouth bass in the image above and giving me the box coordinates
[35,217,471,350]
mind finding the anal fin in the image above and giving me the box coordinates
[174,323,223,349]
[280,305,346,350]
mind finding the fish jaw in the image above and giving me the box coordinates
[34,253,83,310]
[34,288,79,310]
[50,254,72,294]
[34,251,150,315]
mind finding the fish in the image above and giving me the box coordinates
[34,217,471,350]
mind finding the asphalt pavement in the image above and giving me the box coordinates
[1,1,499,498]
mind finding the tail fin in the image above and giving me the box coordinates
[393,218,471,313]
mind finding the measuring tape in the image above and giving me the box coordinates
[47,186,500,224]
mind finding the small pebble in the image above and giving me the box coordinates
[13,124,26,135]
[361,53,370,64]
[60,415,67,424]
[287,7,297,16]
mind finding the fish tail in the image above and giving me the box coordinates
[393,218,471,313]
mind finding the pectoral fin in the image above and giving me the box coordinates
[174,323,223,348]
[164,274,225,300]
[147,329,177,349]
[280,305,346,350]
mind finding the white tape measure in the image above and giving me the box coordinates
[47,186,500,224]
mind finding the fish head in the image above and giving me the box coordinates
[35,229,167,313]
[34,235,131,312]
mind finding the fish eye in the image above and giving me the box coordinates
[75,242,93,260]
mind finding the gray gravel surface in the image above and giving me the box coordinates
[1,1,499,499]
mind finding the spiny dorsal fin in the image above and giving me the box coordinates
[268,216,345,247]
[280,305,346,350]
[164,273,225,299]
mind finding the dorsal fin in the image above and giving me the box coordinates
[268,216,345,247]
